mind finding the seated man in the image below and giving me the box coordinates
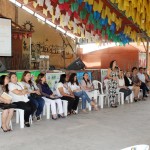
[137,67,149,98]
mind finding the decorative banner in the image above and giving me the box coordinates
[37,0,44,6]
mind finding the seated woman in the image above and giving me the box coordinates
[143,68,150,89]
[8,73,36,127]
[21,71,45,121]
[68,73,98,112]
[80,72,96,101]
[36,73,64,120]
[0,75,15,132]
[118,70,132,101]
[124,71,140,102]
[56,74,79,115]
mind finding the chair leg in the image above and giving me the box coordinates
[19,109,24,129]
[29,115,32,125]
[62,100,68,117]
[16,109,19,124]
[43,104,46,116]
[0,112,2,127]
[120,92,124,104]
[46,104,50,120]
[100,96,104,109]
[130,93,133,103]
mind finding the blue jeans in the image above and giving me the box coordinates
[74,90,91,109]
[28,96,45,117]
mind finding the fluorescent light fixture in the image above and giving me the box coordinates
[81,43,117,54]
[22,6,34,15]
[46,20,56,28]
[34,13,45,22]
[9,0,15,3]
[9,0,22,7]
[15,1,22,7]
[66,32,75,39]
[56,26,66,34]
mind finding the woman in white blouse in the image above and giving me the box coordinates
[68,73,98,112]
[118,70,132,101]
[21,71,45,121]
[8,73,36,127]
[56,74,79,115]
[80,72,95,100]
[0,75,14,132]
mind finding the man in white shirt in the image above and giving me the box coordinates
[137,67,146,83]
[137,67,149,98]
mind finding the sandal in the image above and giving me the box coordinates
[71,110,77,115]
[67,112,71,116]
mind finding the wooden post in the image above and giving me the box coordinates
[146,40,149,70]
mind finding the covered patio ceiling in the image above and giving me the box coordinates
[10,0,150,45]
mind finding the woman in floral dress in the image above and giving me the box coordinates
[107,60,119,108]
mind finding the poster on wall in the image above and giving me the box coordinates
[139,53,146,68]
[76,71,92,84]
[46,72,65,91]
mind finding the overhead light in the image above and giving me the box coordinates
[34,13,45,22]
[46,20,56,28]
[66,32,75,39]
[22,6,34,15]
[15,1,22,7]
[56,26,66,34]
[81,43,117,54]
[9,0,22,7]
[9,0,15,3]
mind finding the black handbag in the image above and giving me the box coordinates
[30,93,42,99]
[30,84,42,99]
[0,103,17,110]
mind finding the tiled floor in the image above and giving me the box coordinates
[0,99,150,150]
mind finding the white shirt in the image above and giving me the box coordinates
[68,82,80,92]
[56,82,69,97]
[21,81,39,93]
[118,78,125,87]
[137,72,145,83]
[8,82,29,103]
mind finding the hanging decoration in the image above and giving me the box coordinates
[18,0,149,45]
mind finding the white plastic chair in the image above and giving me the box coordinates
[62,100,68,117]
[0,110,12,130]
[42,97,51,119]
[121,144,149,150]
[15,109,25,128]
[15,109,32,128]
[92,80,107,109]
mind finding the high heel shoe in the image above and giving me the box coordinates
[58,114,65,118]
[7,129,12,132]
[110,104,118,108]
[1,127,8,132]
[24,122,30,127]
[52,116,57,120]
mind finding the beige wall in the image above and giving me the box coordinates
[0,0,16,21]
[18,8,76,69]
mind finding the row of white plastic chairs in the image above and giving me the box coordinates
[0,99,68,129]
[0,80,142,130]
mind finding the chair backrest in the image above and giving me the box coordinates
[93,80,104,94]
[121,145,149,150]
[103,79,109,94]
